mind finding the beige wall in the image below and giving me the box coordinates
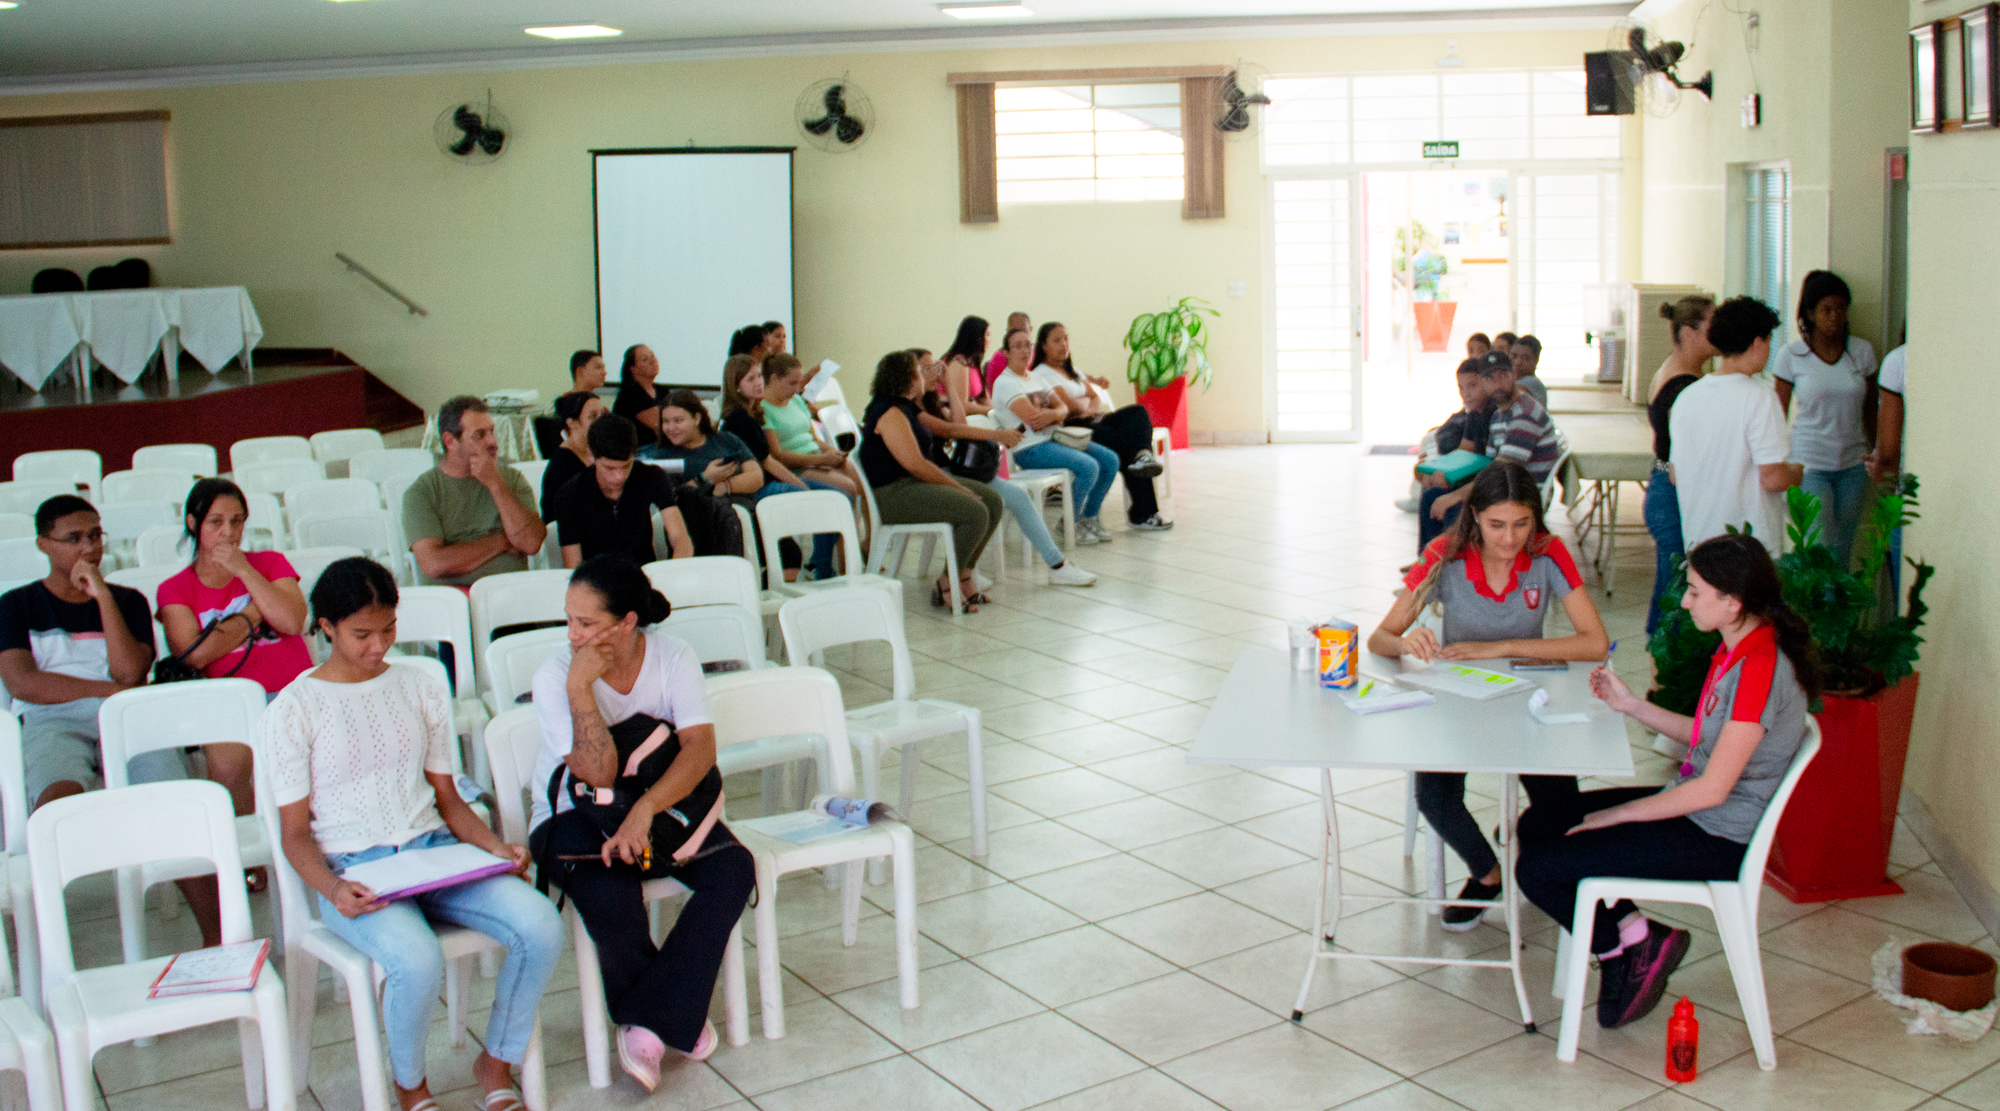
[0,27,1609,432]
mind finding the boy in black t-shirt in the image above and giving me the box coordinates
[0,497,223,941]
[551,415,692,567]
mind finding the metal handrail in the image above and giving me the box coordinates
[336,252,429,317]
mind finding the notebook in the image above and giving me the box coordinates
[338,843,518,902]
[1413,449,1492,486]
[148,939,271,998]
[1393,660,1537,701]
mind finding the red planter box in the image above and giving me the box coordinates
[1139,376,1189,451]
[1412,301,1458,353]
[1765,674,1919,903]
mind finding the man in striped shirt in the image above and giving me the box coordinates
[1422,353,1561,545]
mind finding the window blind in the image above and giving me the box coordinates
[0,111,170,249]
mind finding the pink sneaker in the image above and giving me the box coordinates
[680,1020,718,1062]
[616,1024,665,1092]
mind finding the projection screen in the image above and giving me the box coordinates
[593,147,794,387]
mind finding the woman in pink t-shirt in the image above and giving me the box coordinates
[158,479,314,835]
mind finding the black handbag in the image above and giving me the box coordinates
[533,713,725,896]
[153,612,258,684]
[948,438,1001,483]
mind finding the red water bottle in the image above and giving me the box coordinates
[1665,996,1699,1082]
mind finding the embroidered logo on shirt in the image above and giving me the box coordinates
[1703,690,1720,719]
[1523,587,1542,610]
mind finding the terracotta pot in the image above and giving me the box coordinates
[1412,301,1458,353]
[1902,943,1997,1011]
[1138,376,1189,451]
[1765,673,1919,903]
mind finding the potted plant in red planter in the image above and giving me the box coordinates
[1395,223,1455,352]
[1124,296,1216,451]
[1647,477,1932,902]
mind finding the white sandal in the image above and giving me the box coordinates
[480,1088,526,1111]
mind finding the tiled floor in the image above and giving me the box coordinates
[84,445,1993,1111]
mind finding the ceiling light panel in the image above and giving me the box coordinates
[524,24,623,39]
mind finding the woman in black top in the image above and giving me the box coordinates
[720,355,838,581]
[861,350,1003,612]
[1645,295,1716,633]
[613,345,666,447]
[542,390,606,521]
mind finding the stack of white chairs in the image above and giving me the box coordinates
[256,662,547,1111]
[228,436,312,475]
[133,444,218,478]
[12,451,100,502]
[708,667,919,1039]
[481,708,749,1087]
[32,781,293,1111]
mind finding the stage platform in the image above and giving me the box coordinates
[0,349,423,475]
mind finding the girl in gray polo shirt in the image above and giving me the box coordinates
[1368,463,1612,933]
[1516,533,1817,1030]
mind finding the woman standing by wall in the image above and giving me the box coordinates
[1644,296,1715,633]
[1771,270,1877,564]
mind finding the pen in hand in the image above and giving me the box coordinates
[1602,639,1617,675]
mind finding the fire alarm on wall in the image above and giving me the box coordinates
[1741,93,1762,128]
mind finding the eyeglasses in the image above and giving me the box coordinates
[45,528,104,545]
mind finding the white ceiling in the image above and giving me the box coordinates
[1,0,1632,85]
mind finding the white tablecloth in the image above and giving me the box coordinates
[0,286,264,389]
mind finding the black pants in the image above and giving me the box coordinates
[1072,405,1159,522]
[1414,772,1578,880]
[1516,787,1746,953]
[538,824,755,1051]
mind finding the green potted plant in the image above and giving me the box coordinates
[1124,296,1217,450]
[1648,476,1932,902]
[1395,223,1456,352]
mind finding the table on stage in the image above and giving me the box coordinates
[1553,412,1654,596]
[0,287,263,392]
[1188,647,1633,1031]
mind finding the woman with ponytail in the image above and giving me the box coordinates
[1368,461,1611,931]
[527,556,754,1092]
[1517,532,1818,1031]
[1644,295,1715,634]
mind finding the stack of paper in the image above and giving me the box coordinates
[148,939,271,998]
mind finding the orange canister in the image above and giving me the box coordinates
[1312,620,1359,688]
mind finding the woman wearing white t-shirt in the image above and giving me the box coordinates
[529,556,754,1092]
[268,558,562,1111]
[990,328,1123,543]
[1770,270,1877,564]
[1669,298,1804,555]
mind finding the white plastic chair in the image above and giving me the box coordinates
[507,461,558,567]
[779,588,985,881]
[31,781,295,1111]
[309,429,385,471]
[0,715,44,1009]
[104,565,179,616]
[849,459,961,616]
[0,540,49,582]
[133,443,217,477]
[98,678,273,966]
[95,500,178,571]
[292,510,408,583]
[816,403,861,454]
[663,605,768,672]
[509,460,548,496]
[236,459,326,503]
[0,995,57,1111]
[395,586,493,786]
[283,546,367,606]
[0,514,30,542]
[1554,725,1822,1069]
[0,482,73,519]
[229,435,312,473]
[348,448,435,486]
[707,667,919,1039]
[814,376,848,412]
[286,478,385,521]
[251,762,542,1111]
[482,708,749,1087]
[99,469,192,507]
[729,504,786,622]
[1001,446,1076,551]
[469,570,571,665]
[477,628,568,717]
[135,525,187,568]
[244,492,287,551]
[12,451,100,502]
[753,491,901,608]
[641,556,762,613]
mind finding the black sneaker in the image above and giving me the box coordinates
[1126,449,1166,478]
[1440,876,1501,931]
[1594,950,1633,1028]
[1603,920,1692,1028]
[1129,514,1174,531]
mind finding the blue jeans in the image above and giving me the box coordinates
[1801,464,1869,566]
[1015,439,1119,520]
[1643,473,1684,635]
[989,475,1064,567]
[317,829,564,1089]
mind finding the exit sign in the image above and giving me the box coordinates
[1422,141,1459,159]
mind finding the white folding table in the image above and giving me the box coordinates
[1188,647,1633,1032]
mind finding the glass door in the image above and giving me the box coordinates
[1510,171,1621,377]
[1267,174,1362,441]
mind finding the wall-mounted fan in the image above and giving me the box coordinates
[796,79,873,152]
[1626,27,1712,116]
[1214,63,1272,135]
[434,92,508,162]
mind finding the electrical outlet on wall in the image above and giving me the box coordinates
[1741,93,1762,128]
[1227,280,1247,297]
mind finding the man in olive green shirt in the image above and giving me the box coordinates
[403,396,548,586]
